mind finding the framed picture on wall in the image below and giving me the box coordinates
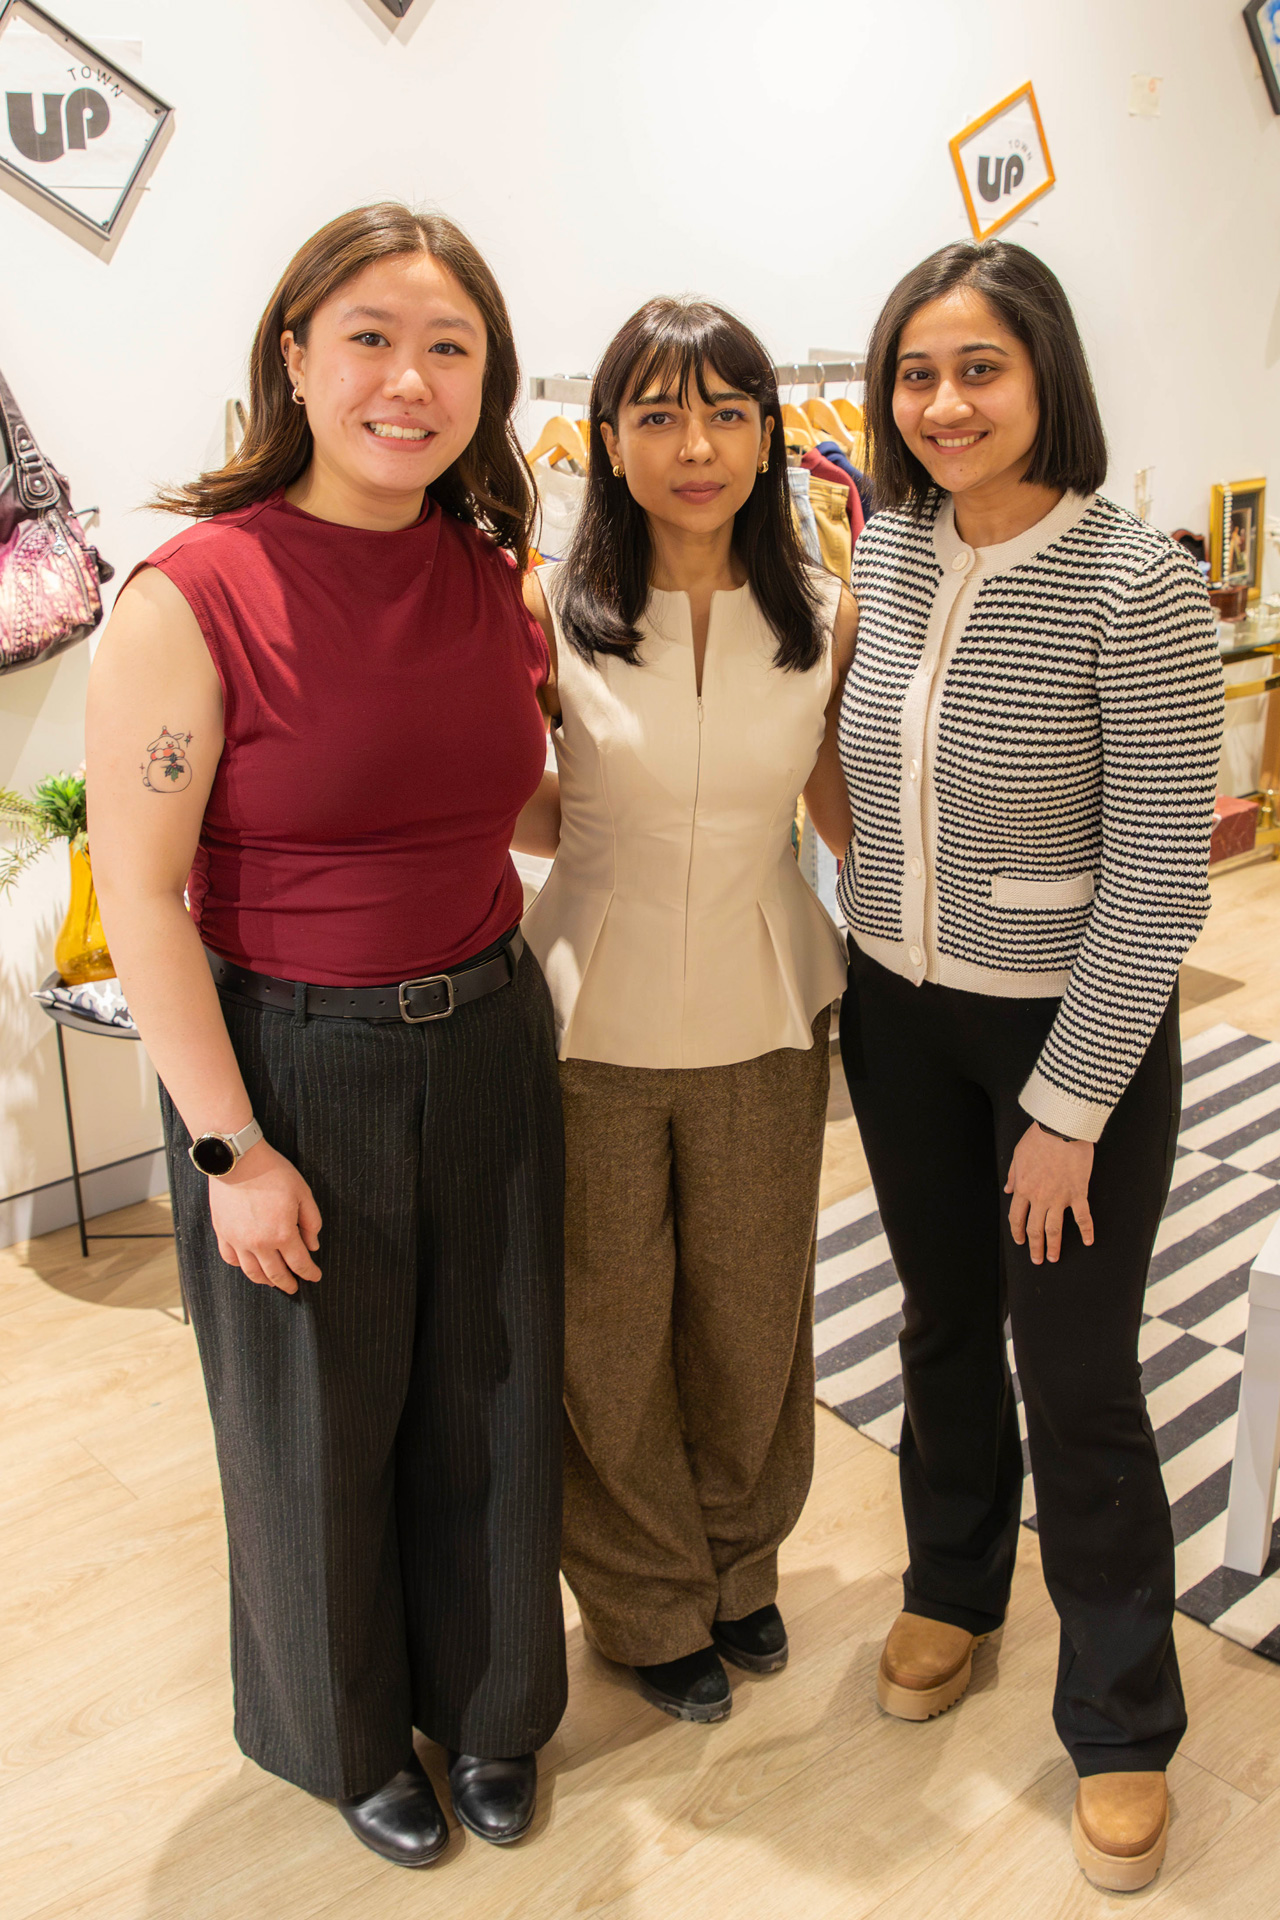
[1210,478,1268,601]
[1244,1,1280,114]
[0,0,172,239]
[949,83,1056,241]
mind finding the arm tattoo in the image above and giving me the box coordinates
[141,726,193,792]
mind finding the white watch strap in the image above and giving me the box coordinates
[229,1117,263,1160]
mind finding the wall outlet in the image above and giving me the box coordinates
[1129,74,1162,117]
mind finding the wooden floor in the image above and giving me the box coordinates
[4,858,1280,1920]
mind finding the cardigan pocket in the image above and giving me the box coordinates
[990,872,1096,909]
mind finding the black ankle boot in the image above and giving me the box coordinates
[713,1603,789,1674]
[447,1751,537,1845]
[338,1753,449,1868]
[632,1646,732,1722]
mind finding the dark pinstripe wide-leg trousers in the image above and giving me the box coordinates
[161,945,567,1799]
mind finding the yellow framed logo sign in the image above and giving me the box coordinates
[950,83,1056,241]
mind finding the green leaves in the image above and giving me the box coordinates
[0,771,88,893]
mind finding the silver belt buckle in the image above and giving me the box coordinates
[398,973,455,1023]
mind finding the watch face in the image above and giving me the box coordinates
[191,1134,236,1177]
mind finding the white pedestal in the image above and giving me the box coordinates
[1223,1218,1280,1576]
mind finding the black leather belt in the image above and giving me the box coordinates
[206,928,523,1024]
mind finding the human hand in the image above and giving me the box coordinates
[206,1139,322,1293]
[1004,1122,1095,1266]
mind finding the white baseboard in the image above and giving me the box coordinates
[0,1146,169,1251]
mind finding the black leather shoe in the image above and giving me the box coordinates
[713,1603,789,1674]
[447,1751,537,1845]
[632,1646,732,1722]
[338,1753,449,1868]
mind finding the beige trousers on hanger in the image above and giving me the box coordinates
[559,1011,830,1666]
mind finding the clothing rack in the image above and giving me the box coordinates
[528,376,593,405]
[528,355,865,408]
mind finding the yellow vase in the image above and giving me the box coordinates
[55,845,115,984]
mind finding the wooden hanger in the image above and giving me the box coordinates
[802,397,852,452]
[781,404,817,450]
[832,396,865,437]
[525,416,588,470]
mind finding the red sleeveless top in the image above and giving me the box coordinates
[141,491,548,987]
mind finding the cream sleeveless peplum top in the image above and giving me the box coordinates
[522,565,847,1069]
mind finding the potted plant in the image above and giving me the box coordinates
[0,769,114,983]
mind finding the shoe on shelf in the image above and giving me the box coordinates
[1072,1771,1169,1892]
[632,1646,733,1722]
[712,1603,789,1674]
[876,1611,987,1721]
[338,1752,449,1868]
[447,1751,537,1845]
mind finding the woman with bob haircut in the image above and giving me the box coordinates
[517,297,856,1724]
[835,239,1222,1891]
[86,203,566,1868]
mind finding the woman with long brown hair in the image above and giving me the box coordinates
[86,204,566,1868]
[836,240,1221,1891]
[520,298,855,1723]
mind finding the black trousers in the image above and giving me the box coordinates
[840,942,1186,1776]
[162,942,567,1799]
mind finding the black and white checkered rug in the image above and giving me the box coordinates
[815,1022,1280,1660]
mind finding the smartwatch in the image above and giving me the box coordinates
[188,1116,264,1178]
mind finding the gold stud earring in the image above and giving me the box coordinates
[612,463,625,478]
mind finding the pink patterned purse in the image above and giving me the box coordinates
[0,365,112,675]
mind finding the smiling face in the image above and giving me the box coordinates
[892,287,1041,503]
[598,360,772,543]
[282,251,487,523]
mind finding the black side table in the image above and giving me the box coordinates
[36,971,176,1268]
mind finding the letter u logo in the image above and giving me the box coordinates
[6,92,64,163]
[977,155,1004,203]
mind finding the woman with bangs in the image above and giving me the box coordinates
[517,299,857,1723]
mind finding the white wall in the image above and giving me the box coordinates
[2,0,1278,1218]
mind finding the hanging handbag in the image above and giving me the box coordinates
[0,364,113,676]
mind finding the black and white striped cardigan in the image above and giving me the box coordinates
[836,490,1224,1141]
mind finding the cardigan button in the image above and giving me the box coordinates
[909,944,923,966]
[952,551,971,570]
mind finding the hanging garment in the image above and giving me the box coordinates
[532,463,587,562]
[805,475,853,583]
[786,464,822,566]
[816,440,875,524]
[802,448,865,545]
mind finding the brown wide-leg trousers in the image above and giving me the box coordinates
[559,1010,830,1665]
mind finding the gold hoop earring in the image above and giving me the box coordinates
[758,458,769,474]
[612,463,625,479]
[291,387,306,407]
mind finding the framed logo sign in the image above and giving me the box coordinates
[0,0,172,239]
[950,83,1055,241]
[1244,0,1280,114]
